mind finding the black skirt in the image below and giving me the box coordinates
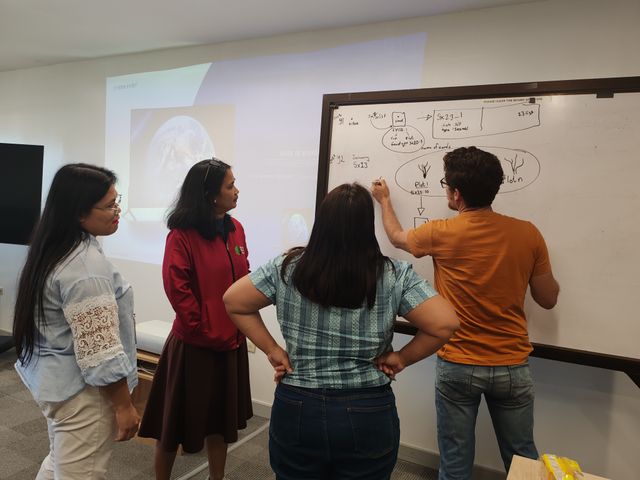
[138,332,253,453]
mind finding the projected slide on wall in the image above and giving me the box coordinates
[128,105,234,213]
[104,34,427,265]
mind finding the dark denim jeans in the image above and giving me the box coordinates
[269,382,400,480]
[435,357,538,480]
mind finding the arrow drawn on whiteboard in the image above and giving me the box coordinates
[418,196,425,215]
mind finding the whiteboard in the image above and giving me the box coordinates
[317,78,640,366]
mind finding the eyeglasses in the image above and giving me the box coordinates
[203,159,216,190]
[93,194,122,213]
[440,178,449,189]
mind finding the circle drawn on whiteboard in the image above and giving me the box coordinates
[395,146,540,197]
[381,112,425,153]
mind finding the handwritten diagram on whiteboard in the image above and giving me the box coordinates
[324,91,640,360]
[328,98,543,228]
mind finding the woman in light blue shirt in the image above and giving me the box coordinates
[224,183,459,480]
[13,164,140,480]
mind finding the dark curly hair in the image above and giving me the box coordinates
[443,146,503,207]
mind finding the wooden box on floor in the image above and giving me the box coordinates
[132,349,159,447]
[507,455,609,480]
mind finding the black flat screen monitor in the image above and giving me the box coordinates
[0,143,44,245]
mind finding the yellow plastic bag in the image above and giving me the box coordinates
[541,453,584,480]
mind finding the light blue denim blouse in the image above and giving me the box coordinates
[15,235,138,403]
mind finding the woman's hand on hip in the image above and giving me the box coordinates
[374,351,407,380]
[266,346,293,383]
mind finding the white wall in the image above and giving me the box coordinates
[1,0,638,478]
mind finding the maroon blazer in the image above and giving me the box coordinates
[162,220,249,350]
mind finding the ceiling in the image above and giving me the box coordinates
[0,0,535,73]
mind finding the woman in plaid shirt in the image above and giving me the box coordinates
[224,183,458,480]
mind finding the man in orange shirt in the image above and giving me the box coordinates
[371,146,559,480]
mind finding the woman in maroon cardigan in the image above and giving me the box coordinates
[139,159,252,480]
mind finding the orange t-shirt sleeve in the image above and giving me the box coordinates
[406,223,434,258]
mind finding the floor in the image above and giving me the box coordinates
[0,349,438,479]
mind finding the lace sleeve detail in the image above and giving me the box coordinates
[63,293,125,371]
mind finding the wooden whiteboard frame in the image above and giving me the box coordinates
[315,76,640,387]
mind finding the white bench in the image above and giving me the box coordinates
[135,319,172,355]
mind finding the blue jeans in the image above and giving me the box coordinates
[435,357,538,480]
[269,382,400,480]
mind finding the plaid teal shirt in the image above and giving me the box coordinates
[249,255,437,388]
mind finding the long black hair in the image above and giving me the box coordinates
[166,158,234,239]
[13,163,117,365]
[282,183,390,309]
